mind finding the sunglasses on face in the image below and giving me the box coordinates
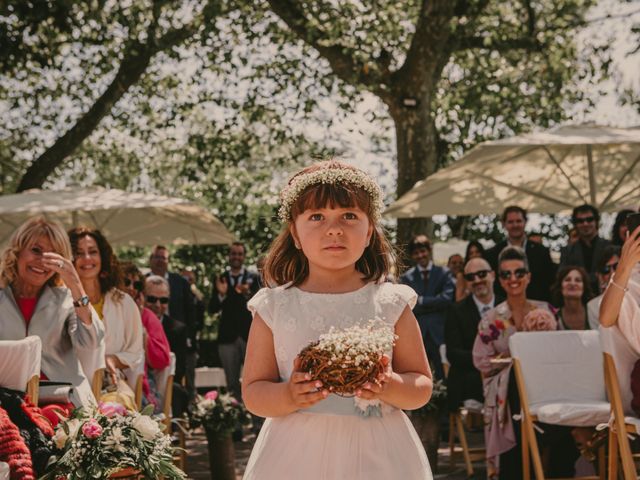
[123,278,144,291]
[146,295,169,305]
[498,268,529,280]
[575,216,595,224]
[463,270,491,282]
[601,262,619,275]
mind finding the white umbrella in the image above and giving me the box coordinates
[0,186,235,246]
[385,124,640,218]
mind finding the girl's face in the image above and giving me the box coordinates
[498,259,530,297]
[74,235,102,281]
[291,206,373,275]
[561,269,584,300]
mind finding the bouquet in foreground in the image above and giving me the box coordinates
[41,402,186,480]
[298,322,397,397]
[192,390,251,438]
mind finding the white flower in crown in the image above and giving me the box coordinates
[277,163,384,223]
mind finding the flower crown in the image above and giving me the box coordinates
[278,163,384,222]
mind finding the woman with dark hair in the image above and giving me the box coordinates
[551,266,593,330]
[68,227,144,409]
[465,240,486,264]
[611,209,635,246]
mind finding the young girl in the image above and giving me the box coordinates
[242,160,433,479]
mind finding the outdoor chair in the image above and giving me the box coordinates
[599,324,640,480]
[153,353,185,471]
[0,336,42,405]
[510,330,610,480]
[440,344,485,476]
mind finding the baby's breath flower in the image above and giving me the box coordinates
[278,163,384,222]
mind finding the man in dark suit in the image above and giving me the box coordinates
[485,205,556,302]
[144,275,188,417]
[149,245,197,400]
[445,257,501,412]
[400,235,455,380]
[208,242,259,401]
[560,204,611,292]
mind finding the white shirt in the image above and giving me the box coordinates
[472,294,495,317]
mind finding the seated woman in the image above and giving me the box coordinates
[0,217,104,409]
[472,246,570,479]
[120,261,171,412]
[68,227,144,410]
[551,266,593,330]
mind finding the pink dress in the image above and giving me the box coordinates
[140,307,171,409]
[244,282,432,480]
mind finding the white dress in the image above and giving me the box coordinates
[244,282,432,480]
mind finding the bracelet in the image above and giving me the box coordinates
[609,280,629,293]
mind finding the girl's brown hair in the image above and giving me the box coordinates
[264,161,395,287]
[68,227,123,300]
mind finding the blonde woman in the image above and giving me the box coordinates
[0,217,104,408]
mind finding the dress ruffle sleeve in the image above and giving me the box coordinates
[248,287,275,329]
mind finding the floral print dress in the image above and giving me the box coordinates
[471,300,555,464]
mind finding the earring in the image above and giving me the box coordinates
[294,242,301,249]
[365,239,370,247]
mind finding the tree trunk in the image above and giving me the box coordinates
[15,43,154,192]
[389,99,440,251]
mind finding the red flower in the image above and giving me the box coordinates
[494,319,505,330]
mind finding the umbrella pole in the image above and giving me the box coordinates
[587,145,597,205]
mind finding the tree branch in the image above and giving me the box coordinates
[16,1,221,192]
[266,0,390,96]
[454,35,540,52]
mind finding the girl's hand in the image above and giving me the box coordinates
[105,355,120,385]
[42,252,78,286]
[288,357,328,408]
[356,354,392,400]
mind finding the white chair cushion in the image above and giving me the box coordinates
[195,367,227,388]
[509,331,607,406]
[0,336,41,392]
[530,400,611,426]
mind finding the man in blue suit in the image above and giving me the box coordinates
[400,235,455,380]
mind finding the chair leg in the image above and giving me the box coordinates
[449,413,456,469]
[455,413,474,476]
[608,428,618,480]
[523,416,544,480]
[522,418,530,480]
[597,444,605,480]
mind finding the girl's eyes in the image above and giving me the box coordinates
[308,212,359,221]
[31,247,43,255]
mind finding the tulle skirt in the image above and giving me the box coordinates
[243,410,432,480]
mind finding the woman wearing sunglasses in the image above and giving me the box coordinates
[68,227,144,410]
[551,266,593,331]
[472,246,561,479]
[120,261,171,412]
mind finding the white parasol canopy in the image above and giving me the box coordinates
[0,186,234,246]
[385,124,640,218]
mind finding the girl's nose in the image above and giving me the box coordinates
[325,218,343,235]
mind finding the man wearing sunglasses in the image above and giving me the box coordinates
[400,235,455,380]
[586,245,621,329]
[560,204,611,291]
[144,275,187,385]
[485,206,556,302]
[445,258,502,413]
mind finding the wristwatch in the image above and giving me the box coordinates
[73,295,90,308]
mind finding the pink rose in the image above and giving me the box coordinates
[522,308,557,332]
[204,390,219,401]
[82,418,103,439]
[98,401,127,417]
